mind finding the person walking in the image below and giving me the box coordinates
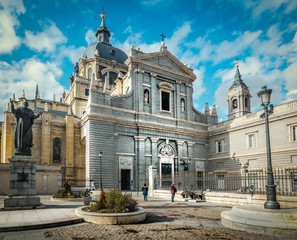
[142,183,148,201]
[170,183,177,202]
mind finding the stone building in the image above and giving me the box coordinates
[0,13,296,194]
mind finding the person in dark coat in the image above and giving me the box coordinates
[170,183,177,202]
[142,183,148,201]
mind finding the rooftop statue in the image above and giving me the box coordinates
[10,99,40,156]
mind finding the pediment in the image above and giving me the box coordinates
[131,50,196,80]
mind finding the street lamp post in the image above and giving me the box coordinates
[257,86,280,209]
[179,158,191,190]
[242,162,249,193]
[98,151,103,190]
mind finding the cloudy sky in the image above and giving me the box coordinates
[0,0,297,121]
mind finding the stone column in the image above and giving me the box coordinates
[41,111,51,165]
[188,141,195,187]
[151,137,159,169]
[176,140,184,189]
[66,114,74,181]
[148,165,157,196]
[186,84,192,121]
[176,82,181,120]
[150,74,157,114]
[134,136,146,190]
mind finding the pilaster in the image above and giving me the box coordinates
[1,111,14,163]
[134,136,146,188]
[41,112,51,165]
[66,114,74,179]
[150,73,157,114]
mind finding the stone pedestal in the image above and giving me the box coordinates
[4,155,41,209]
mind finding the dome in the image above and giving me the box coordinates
[85,42,128,64]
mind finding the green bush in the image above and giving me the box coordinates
[85,189,138,213]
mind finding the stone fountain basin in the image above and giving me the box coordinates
[75,207,146,225]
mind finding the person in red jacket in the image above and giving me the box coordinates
[170,183,177,202]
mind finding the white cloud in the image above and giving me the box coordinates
[193,67,206,101]
[24,23,67,53]
[59,45,87,64]
[85,29,96,45]
[284,61,297,100]
[0,58,65,121]
[0,0,25,54]
[243,0,297,18]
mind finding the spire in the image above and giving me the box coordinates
[63,90,66,99]
[6,103,10,112]
[211,104,217,116]
[96,6,111,44]
[229,64,247,90]
[12,93,16,101]
[204,102,210,115]
[53,94,56,102]
[35,84,40,99]
[21,89,25,99]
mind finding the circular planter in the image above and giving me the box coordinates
[75,207,146,225]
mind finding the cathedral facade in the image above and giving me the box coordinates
[0,15,296,194]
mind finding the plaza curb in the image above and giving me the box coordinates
[0,218,84,233]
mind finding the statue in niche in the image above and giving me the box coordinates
[74,62,79,75]
[10,99,40,156]
[181,99,185,111]
[97,69,102,80]
[144,90,149,104]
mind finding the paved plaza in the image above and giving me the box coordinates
[0,194,290,240]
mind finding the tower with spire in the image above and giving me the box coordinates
[95,6,111,45]
[227,64,251,119]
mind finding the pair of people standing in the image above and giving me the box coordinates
[142,183,177,202]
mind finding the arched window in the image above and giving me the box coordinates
[88,68,92,79]
[144,89,149,104]
[53,138,61,163]
[232,99,238,109]
[245,97,248,108]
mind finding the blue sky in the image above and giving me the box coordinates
[0,0,297,121]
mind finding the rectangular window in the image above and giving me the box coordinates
[216,140,224,153]
[161,91,170,111]
[293,126,297,142]
[248,134,255,148]
[85,89,89,96]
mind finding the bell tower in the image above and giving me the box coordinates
[227,64,251,119]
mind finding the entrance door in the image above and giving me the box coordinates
[161,163,172,187]
[121,170,130,190]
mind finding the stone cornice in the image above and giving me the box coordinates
[134,136,146,141]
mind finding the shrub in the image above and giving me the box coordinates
[85,189,138,213]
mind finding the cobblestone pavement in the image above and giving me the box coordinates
[0,195,283,240]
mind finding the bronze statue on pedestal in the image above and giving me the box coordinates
[10,99,40,156]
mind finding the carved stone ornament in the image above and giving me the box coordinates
[120,158,132,166]
[160,145,173,156]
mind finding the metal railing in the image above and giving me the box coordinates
[154,168,297,196]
